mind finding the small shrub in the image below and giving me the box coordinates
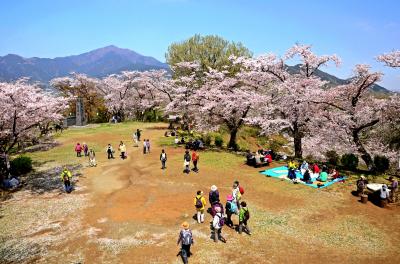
[373,155,390,173]
[203,134,212,146]
[10,156,33,176]
[214,135,224,148]
[326,150,339,165]
[340,153,359,171]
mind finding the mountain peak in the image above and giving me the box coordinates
[0,46,168,82]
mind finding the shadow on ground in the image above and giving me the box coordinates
[23,164,83,194]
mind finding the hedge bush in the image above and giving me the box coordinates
[373,155,390,173]
[214,135,224,148]
[10,156,33,176]
[326,150,339,165]
[340,153,359,171]
[203,134,212,146]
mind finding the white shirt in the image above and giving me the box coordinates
[213,212,223,229]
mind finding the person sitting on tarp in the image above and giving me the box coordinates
[300,160,309,175]
[264,153,272,163]
[302,169,312,184]
[328,168,340,179]
[317,170,328,182]
[254,152,262,165]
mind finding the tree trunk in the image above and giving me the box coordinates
[352,130,375,171]
[228,129,238,150]
[293,123,303,159]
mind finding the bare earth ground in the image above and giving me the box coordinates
[1,122,399,264]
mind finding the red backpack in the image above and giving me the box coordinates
[239,186,244,195]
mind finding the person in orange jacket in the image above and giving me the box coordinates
[191,150,199,172]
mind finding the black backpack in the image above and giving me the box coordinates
[244,208,250,221]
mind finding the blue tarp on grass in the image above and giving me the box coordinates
[260,166,346,189]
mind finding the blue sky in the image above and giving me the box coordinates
[1,0,399,90]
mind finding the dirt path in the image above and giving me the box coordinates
[2,123,400,264]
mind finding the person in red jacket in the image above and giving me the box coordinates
[75,143,82,157]
[312,163,320,174]
[191,150,199,172]
[265,153,272,163]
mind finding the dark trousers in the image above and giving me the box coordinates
[180,244,191,264]
[107,152,114,159]
[161,160,166,169]
[288,169,296,180]
[64,180,72,193]
[76,151,81,157]
[121,152,126,159]
[193,160,198,171]
[226,211,233,227]
[239,220,251,234]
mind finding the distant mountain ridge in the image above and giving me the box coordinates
[0,46,391,93]
[287,64,390,93]
[0,45,169,82]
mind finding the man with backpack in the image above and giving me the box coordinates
[225,194,238,228]
[191,150,199,172]
[60,166,73,193]
[212,206,226,243]
[160,149,167,169]
[194,191,206,223]
[238,201,251,235]
[183,150,191,174]
[177,222,193,264]
[106,144,114,159]
[232,182,242,210]
[209,185,220,205]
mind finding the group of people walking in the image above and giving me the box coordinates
[74,142,96,167]
[178,181,251,263]
[183,149,199,174]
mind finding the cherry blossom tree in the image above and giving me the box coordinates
[194,67,267,149]
[99,70,170,121]
[314,64,388,170]
[165,62,203,130]
[377,50,400,67]
[240,44,340,158]
[51,73,102,122]
[0,78,68,155]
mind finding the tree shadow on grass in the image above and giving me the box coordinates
[22,164,83,194]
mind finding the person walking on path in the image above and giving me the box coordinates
[83,143,89,157]
[184,150,191,174]
[106,144,114,159]
[146,139,151,153]
[191,150,199,172]
[238,201,251,235]
[88,149,97,167]
[160,149,167,169]
[194,191,206,223]
[143,140,147,154]
[389,176,398,203]
[119,141,127,159]
[177,222,193,264]
[212,206,226,243]
[232,182,242,210]
[60,166,73,193]
[132,131,138,147]
[209,185,220,205]
[225,194,237,228]
[75,143,82,157]
[136,129,142,141]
